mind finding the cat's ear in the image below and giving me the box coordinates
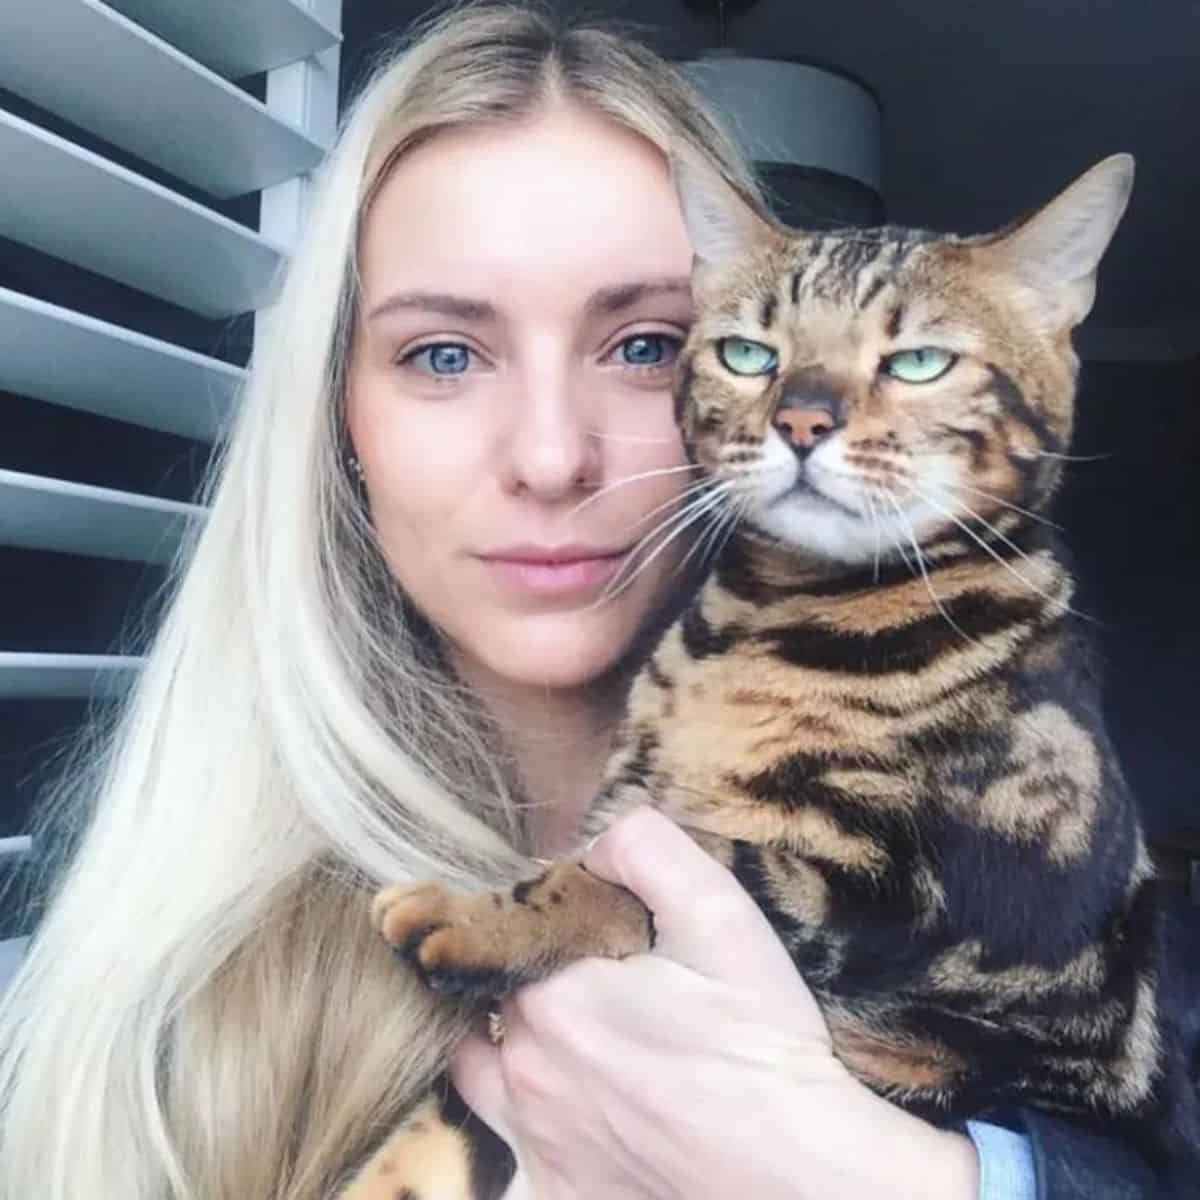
[670,149,778,266]
[979,154,1135,326]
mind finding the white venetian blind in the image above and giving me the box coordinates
[0,0,342,914]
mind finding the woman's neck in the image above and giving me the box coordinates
[452,657,627,856]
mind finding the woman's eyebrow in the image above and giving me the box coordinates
[366,291,496,323]
[365,278,692,324]
[586,277,693,316]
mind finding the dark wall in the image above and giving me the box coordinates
[1060,358,1200,840]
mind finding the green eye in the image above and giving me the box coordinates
[882,348,957,383]
[718,337,778,376]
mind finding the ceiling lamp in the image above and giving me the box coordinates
[679,0,884,227]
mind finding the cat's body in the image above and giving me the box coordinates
[591,522,1160,1125]
[341,155,1199,1198]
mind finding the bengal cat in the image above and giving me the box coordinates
[342,153,1199,1198]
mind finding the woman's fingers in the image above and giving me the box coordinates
[583,807,825,1022]
[452,1013,583,1199]
[450,1030,516,1147]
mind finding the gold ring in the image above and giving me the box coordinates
[486,1008,507,1045]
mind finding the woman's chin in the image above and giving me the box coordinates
[458,610,639,693]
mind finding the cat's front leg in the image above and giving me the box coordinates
[373,862,655,999]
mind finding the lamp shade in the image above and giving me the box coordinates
[680,52,884,227]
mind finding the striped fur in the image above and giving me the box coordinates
[357,157,1198,1197]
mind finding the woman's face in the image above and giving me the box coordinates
[347,105,696,692]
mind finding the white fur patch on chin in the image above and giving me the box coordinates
[750,490,900,564]
[741,435,951,566]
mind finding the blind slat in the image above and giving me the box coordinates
[0,108,286,317]
[0,469,203,566]
[0,287,241,442]
[106,0,340,80]
[0,0,327,198]
[0,653,141,700]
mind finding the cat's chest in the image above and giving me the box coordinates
[616,587,1114,875]
[620,615,914,836]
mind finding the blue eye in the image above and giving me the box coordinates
[718,337,777,376]
[404,342,472,375]
[617,334,680,368]
[882,348,957,383]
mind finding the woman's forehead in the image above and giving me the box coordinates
[358,106,693,309]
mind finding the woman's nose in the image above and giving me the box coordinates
[503,371,600,499]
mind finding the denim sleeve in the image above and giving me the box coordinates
[1016,1107,1170,1199]
[966,1120,1038,1200]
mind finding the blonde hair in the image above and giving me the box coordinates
[0,5,760,1197]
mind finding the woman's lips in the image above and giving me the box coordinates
[480,549,632,598]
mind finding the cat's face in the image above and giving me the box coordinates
[674,156,1133,566]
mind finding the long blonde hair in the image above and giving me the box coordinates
[0,5,760,1197]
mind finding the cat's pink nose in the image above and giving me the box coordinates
[774,407,838,451]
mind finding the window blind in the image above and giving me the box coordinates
[0,0,342,936]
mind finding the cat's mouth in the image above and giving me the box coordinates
[770,471,864,520]
[802,455,921,517]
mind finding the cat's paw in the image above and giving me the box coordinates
[372,882,452,957]
[373,862,654,1000]
[372,882,525,998]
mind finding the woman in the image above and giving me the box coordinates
[0,5,1185,1198]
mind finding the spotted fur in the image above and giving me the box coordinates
[355,155,1200,1197]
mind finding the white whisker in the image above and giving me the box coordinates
[890,525,916,577]
[863,489,884,582]
[714,501,744,562]
[627,477,721,533]
[595,485,731,605]
[883,491,982,647]
[1031,449,1111,463]
[586,430,679,445]
[689,489,746,572]
[905,483,1080,618]
[693,490,749,574]
[565,463,701,521]
[606,493,728,600]
[941,481,1062,532]
[680,499,729,574]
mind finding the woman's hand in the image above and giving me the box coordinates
[451,807,980,1200]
